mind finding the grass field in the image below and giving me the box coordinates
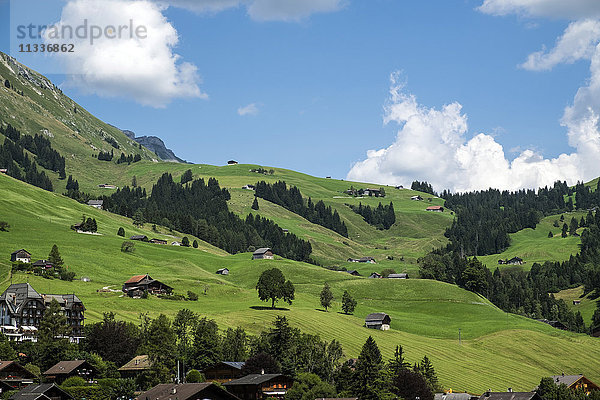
[555,286,598,323]
[1,173,600,393]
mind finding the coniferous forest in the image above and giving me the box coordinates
[348,202,396,230]
[103,173,313,261]
[254,180,348,237]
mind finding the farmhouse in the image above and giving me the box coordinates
[217,268,230,275]
[130,235,149,242]
[87,200,104,209]
[549,375,600,394]
[0,360,36,389]
[122,274,173,297]
[9,383,73,400]
[347,257,376,264]
[411,195,423,201]
[426,206,444,212]
[253,248,274,260]
[387,273,408,279]
[202,361,245,383]
[97,184,117,189]
[434,393,476,400]
[137,383,240,400]
[0,169,7,174]
[224,374,294,400]
[149,238,168,245]
[364,188,384,197]
[0,284,85,343]
[228,160,238,165]
[365,313,391,330]
[44,360,97,384]
[478,392,542,400]
[31,259,53,271]
[369,272,382,279]
[347,270,361,276]
[118,355,151,379]
[10,250,31,264]
[242,184,255,190]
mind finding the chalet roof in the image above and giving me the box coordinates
[87,200,103,206]
[426,206,444,210]
[0,360,36,378]
[43,294,84,310]
[130,235,148,240]
[136,383,238,400]
[222,361,245,370]
[118,355,151,372]
[478,392,541,400]
[0,284,44,314]
[387,273,408,279]
[9,383,73,400]
[44,360,90,376]
[224,374,285,386]
[11,249,31,256]
[434,393,474,400]
[125,275,150,284]
[550,375,586,387]
[365,313,391,324]
[253,248,272,255]
[32,260,53,267]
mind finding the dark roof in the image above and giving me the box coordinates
[253,248,272,255]
[0,284,44,315]
[224,374,285,386]
[221,362,245,370]
[478,392,541,400]
[44,360,89,376]
[387,273,408,279]
[87,200,103,206]
[347,270,361,276]
[434,394,473,400]
[130,235,148,240]
[9,383,73,400]
[32,260,52,267]
[550,375,585,387]
[11,249,31,256]
[365,313,391,324]
[0,360,36,378]
[136,383,239,400]
[118,355,151,372]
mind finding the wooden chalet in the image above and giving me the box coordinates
[368,272,382,279]
[217,268,230,275]
[43,360,97,384]
[118,355,151,379]
[550,375,600,394]
[411,195,423,201]
[224,374,293,400]
[0,360,36,389]
[137,383,240,400]
[203,361,245,383]
[9,383,73,400]
[426,206,444,212]
[346,270,361,276]
[122,274,173,297]
[130,235,149,242]
[365,313,391,331]
[10,250,31,264]
[149,238,168,245]
[31,260,54,271]
[347,257,376,264]
[87,200,104,209]
[253,248,274,260]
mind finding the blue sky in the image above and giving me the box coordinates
[2,0,600,191]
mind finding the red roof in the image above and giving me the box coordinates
[426,206,444,210]
[125,275,147,284]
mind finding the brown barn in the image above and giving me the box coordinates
[253,248,274,260]
[122,274,173,297]
[43,360,97,384]
[203,362,245,383]
[0,360,36,389]
[224,374,293,400]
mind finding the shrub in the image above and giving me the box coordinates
[186,369,205,383]
[60,270,76,282]
[193,240,199,248]
[0,221,10,232]
[182,236,190,247]
[117,227,125,237]
[121,241,135,253]
[187,291,199,301]
[61,376,87,387]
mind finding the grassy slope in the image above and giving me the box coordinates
[555,286,598,324]
[1,174,600,393]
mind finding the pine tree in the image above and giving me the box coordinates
[548,231,553,238]
[117,227,125,237]
[561,223,569,238]
[352,336,384,400]
[569,217,579,235]
[133,209,145,227]
[320,282,334,311]
[48,245,64,268]
[388,345,410,376]
[341,290,357,314]
[182,236,190,247]
[132,175,138,187]
[193,240,199,248]
[252,197,259,210]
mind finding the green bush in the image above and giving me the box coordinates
[61,376,87,387]
[187,291,199,301]
[186,369,205,383]
[62,386,110,400]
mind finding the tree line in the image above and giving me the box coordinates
[116,152,142,164]
[411,180,435,195]
[102,173,313,262]
[254,180,348,237]
[347,201,396,230]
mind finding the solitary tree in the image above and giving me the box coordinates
[569,217,579,236]
[251,197,259,211]
[548,231,553,238]
[132,175,138,188]
[320,282,334,311]
[181,169,193,185]
[121,241,135,253]
[256,268,295,309]
[341,290,357,314]
[182,236,190,247]
[117,227,125,237]
[193,240,199,248]
[561,223,569,238]
[47,245,64,269]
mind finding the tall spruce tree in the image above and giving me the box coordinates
[352,336,384,400]
[47,244,64,269]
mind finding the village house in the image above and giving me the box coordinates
[347,257,376,264]
[0,360,36,389]
[122,274,173,297]
[202,361,245,383]
[130,235,149,242]
[97,184,117,189]
[426,206,444,212]
[224,373,293,400]
[387,273,409,279]
[43,360,97,384]
[346,270,361,276]
[368,272,382,279]
[253,248,274,260]
[0,169,7,174]
[10,250,31,264]
[0,283,85,343]
[478,391,542,400]
[411,195,423,201]
[363,188,384,197]
[87,200,104,209]
[31,259,54,271]
[216,268,230,275]
[549,375,600,394]
[9,383,73,400]
[149,238,168,245]
[137,383,240,400]
[242,184,255,190]
[365,313,391,330]
[228,160,239,165]
[118,355,151,379]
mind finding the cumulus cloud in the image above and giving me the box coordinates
[159,0,344,21]
[47,0,206,107]
[346,74,593,192]
[478,0,600,20]
[521,19,600,70]
[237,103,260,116]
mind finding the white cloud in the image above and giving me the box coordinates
[521,19,600,70]
[346,74,594,192]
[238,103,260,116]
[48,0,206,107]
[159,0,344,21]
[478,0,600,20]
